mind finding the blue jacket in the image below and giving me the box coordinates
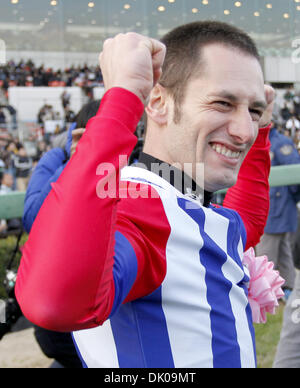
[23,123,76,233]
[265,128,300,234]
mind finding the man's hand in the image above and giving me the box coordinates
[259,85,276,128]
[70,128,85,158]
[99,33,166,105]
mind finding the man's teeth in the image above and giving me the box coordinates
[211,143,241,158]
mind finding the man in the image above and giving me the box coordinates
[256,120,300,300]
[16,22,274,368]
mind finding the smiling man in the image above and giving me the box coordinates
[144,25,267,193]
[16,21,274,368]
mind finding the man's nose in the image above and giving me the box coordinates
[227,109,256,145]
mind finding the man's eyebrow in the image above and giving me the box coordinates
[251,99,267,110]
[212,91,267,110]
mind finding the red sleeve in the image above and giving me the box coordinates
[116,184,170,305]
[15,88,150,332]
[223,125,271,250]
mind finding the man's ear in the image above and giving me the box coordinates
[145,84,169,126]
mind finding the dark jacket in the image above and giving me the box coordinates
[14,155,32,178]
[265,128,300,234]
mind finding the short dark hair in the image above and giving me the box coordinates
[75,100,101,128]
[159,21,260,123]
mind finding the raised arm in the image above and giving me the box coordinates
[15,34,166,332]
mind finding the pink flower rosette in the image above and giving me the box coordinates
[242,247,285,324]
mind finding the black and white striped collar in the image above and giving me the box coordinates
[137,152,213,207]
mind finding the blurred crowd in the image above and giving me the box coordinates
[0,60,103,97]
[0,136,34,192]
[273,87,300,153]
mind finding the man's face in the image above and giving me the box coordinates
[163,43,266,192]
[19,147,26,157]
[2,173,13,188]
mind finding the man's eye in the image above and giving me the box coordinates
[215,101,231,108]
[249,109,263,121]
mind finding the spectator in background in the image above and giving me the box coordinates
[0,158,5,173]
[64,106,76,124]
[5,105,18,130]
[283,87,295,110]
[0,168,7,235]
[256,119,300,300]
[0,137,7,152]
[0,108,6,125]
[293,93,300,117]
[2,141,17,165]
[0,172,13,194]
[286,115,300,139]
[61,90,71,110]
[280,102,292,123]
[295,130,300,153]
[0,219,6,235]
[2,141,17,189]
[34,140,47,163]
[37,103,55,126]
[13,145,32,192]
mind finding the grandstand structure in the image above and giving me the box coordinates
[0,0,299,79]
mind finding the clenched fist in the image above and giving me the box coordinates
[259,85,276,129]
[99,33,166,105]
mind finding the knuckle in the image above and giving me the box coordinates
[127,31,139,38]
[103,38,113,47]
[115,33,126,40]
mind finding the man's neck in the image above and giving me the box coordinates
[137,152,213,207]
